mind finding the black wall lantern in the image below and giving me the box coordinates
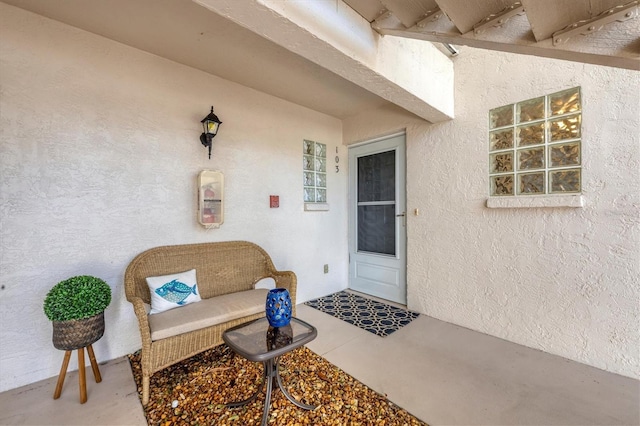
[199,106,222,159]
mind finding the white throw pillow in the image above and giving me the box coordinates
[146,269,201,314]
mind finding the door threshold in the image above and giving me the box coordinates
[345,289,408,310]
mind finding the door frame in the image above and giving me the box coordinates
[347,131,407,304]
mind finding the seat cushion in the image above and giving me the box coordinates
[148,288,268,341]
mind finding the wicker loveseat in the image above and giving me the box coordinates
[124,241,297,405]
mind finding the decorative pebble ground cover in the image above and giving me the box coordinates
[128,345,427,425]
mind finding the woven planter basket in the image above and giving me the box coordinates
[52,312,105,351]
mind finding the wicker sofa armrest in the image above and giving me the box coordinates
[271,270,297,316]
[270,270,296,290]
[130,296,152,346]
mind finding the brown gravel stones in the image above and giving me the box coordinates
[128,345,427,425]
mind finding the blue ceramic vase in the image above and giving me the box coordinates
[265,288,292,327]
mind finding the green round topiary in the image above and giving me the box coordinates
[44,275,112,322]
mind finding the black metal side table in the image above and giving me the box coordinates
[222,317,317,426]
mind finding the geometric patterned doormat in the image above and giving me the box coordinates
[305,291,420,337]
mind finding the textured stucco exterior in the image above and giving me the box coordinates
[1,1,638,395]
[344,49,640,379]
[0,5,348,392]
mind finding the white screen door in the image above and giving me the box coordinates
[348,133,406,304]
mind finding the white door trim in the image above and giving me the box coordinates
[348,132,407,304]
[348,130,407,148]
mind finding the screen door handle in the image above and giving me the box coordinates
[396,212,406,227]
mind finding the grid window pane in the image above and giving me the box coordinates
[490,152,513,173]
[304,187,315,202]
[549,114,581,142]
[491,175,514,196]
[315,157,326,172]
[517,123,545,147]
[517,97,545,123]
[303,155,314,171]
[549,169,581,193]
[550,87,580,116]
[517,147,544,170]
[303,140,314,155]
[550,142,581,168]
[490,105,514,129]
[303,171,314,187]
[518,172,545,194]
[490,129,514,151]
[315,142,326,157]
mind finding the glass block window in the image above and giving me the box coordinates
[303,140,327,203]
[489,87,582,196]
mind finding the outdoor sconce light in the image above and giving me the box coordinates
[199,106,222,159]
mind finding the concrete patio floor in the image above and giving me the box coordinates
[1,296,638,425]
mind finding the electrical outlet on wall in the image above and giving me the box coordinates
[323,264,329,274]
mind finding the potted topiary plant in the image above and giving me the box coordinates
[44,275,112,350]
[44,275,111,403]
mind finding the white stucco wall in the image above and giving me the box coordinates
[344,49,640,379]
[0,4,348,392]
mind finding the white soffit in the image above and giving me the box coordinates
[194,0,455,123]
[0,0,390,119]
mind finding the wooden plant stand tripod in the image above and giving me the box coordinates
[53,344,102,404]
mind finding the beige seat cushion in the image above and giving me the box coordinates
[148,288,268,341]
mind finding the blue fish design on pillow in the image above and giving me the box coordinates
[154,280,198,305]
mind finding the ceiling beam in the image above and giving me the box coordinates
[550,2,638,46]
[375,10,640,71]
